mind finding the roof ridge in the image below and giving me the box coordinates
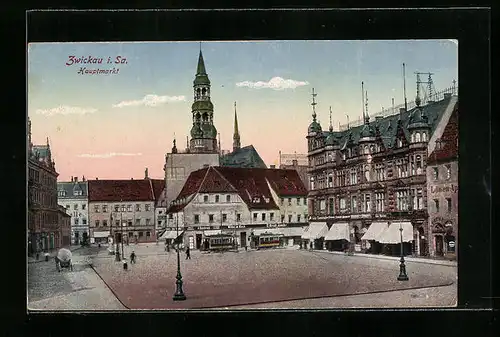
[212,166,238,192]
[194,167,212,197]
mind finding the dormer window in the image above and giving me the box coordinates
[397,139,403,148]
[422,132,427,142]
[415,132,421,142]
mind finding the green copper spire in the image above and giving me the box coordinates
[233,101,241,151]
[196,49,207,75]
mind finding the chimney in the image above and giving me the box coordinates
[96,177,98,180]
[443,93,452,99]
[292,159,298,167]
[71,176,73,182]
[399,108,406,114]
[74,177,78,182]
[82,176,86,182]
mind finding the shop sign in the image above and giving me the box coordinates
[198,226,210,230]
[228,225,245,229]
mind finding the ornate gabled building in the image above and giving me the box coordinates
[426,103,458,260]
[57,176,89,245]
[28,118,60,255]
[165,166,308,250]
[306,83,458,257]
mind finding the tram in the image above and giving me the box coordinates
[207,233,235,252]
[257,233,283,249]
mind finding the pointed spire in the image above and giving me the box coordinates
[329,106,333,132]
[361,81,365,121]
[233,101,241,151]
[172,134,177,153]
[364,89,370,124]
[196,45,207,75]
[415,73,422,107]
[46,137,50,146]
[403,63,408,111]
[311,88,317,122]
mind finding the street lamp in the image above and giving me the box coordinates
[397,223,409,281]
[172,212,186,301]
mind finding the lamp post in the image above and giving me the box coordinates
[397,223,409,281]
[172,212,186,301]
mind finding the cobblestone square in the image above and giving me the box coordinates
[91,246,456,309]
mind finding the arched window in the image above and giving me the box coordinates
[364,165,370,182]
[416,132,421,142]
[202,88,207,96]
[196,88,201,98]
[411,133,415,143]
[422,132,427,142]
[364,145,369,154]
[370,145,375,153]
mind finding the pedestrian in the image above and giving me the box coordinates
[185,246,191,260]
[245,245,247,251]
[130,250,136,264]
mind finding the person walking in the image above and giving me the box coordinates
[185,246,191,260]
[130,250,136,264]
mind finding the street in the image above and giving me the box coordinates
[27,244,457,310]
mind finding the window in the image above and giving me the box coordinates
[135,219,141,226]
[288,214,292,222]
[433,167,439,180]
[396,190,409,211]
[364,166,370,182]
[415,132,421,142]
[222,214,227,222]
[226,195,231,202]
[145,204,151,211]
[82,219,87,225]
[375,164,385,181]
[74,218,79,225]
[350,169,357,185]
[215,195,220,203]
[126,205,131,212]
[446,198,452,212]
[135,204,141,212]
[146,231,151,237]
[445,164,451,180]
[280,198,284,206]
[328,174,333,188]
[416,155,422,175]
[115,220,120,226]
[194,214,200,224]
[158,220,162,226]
[422,132,427,142]
[288,198,292,206]
[128,220,133,226]
[261,213,266,221]
[82,204,86,210]
[270,213,274,221]
[114,205,119,212]
[103,220,108,227]
[433,199,439,212]
[95,220,100,227]
[253,213,258,221]
[364,194,371,212]
[329,197,334,215]
[102,205,108,213]
[375,192,385,212]
[146,219,151,226]
[339,198,346,212]
[412,188,423,210]
[73,204,78,210]
[139,232,143,238]
[351,196,357,213]
[297,214,301,222]
[209,214,214,223]
[94,205,100,213]
[121,204,126,212]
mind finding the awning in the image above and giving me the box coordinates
[377,222,414,244]
[301,222,328,240]
[93,231,110,238]
[203,230,222,236]
[160,230,184,240]
[281,227,306,237]
[361,222,389,241]
[324,222,350,241]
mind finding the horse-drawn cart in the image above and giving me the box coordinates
[55,248,73,272]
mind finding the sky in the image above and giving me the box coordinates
[27,40,458,181]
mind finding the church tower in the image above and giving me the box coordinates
[232,101,241,152]
[189,47,218,153]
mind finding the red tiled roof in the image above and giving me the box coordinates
[428,104,458,163]
[88,179,155,202]
[167,166,307,213]
[150,179,166,206]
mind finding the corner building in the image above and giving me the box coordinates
[306,87,458,256]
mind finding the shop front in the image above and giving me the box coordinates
[324,222,350,252]
[93,230,110,244]
[301,222,328,250]
[431,221,456,260]
[361,221,389,254]
[376,221,414,257]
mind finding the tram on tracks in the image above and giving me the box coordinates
[206,233,236,252]
[257,233,284,249]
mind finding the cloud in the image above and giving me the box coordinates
[236,77,309,90]
[112,94,186,108]
[35,105,97,116]
[77,152,142,159]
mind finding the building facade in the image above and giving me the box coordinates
[279,152,309,190]
[306,86,458,256]
[57,205,72,247]
[87,174,164,244]
[166,166,308,249]
[57,176,89,244]
[426,104,458,259]
[28,118,60,255]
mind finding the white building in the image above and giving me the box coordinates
[57,176,89,245]
[165,166,308,249]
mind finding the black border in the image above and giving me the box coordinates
[7,7,495,337]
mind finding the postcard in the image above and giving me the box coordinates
[27,40,458,310]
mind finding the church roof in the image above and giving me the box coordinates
[194,50,210,85]
[167,166,307,213]
[220,145,267,168]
